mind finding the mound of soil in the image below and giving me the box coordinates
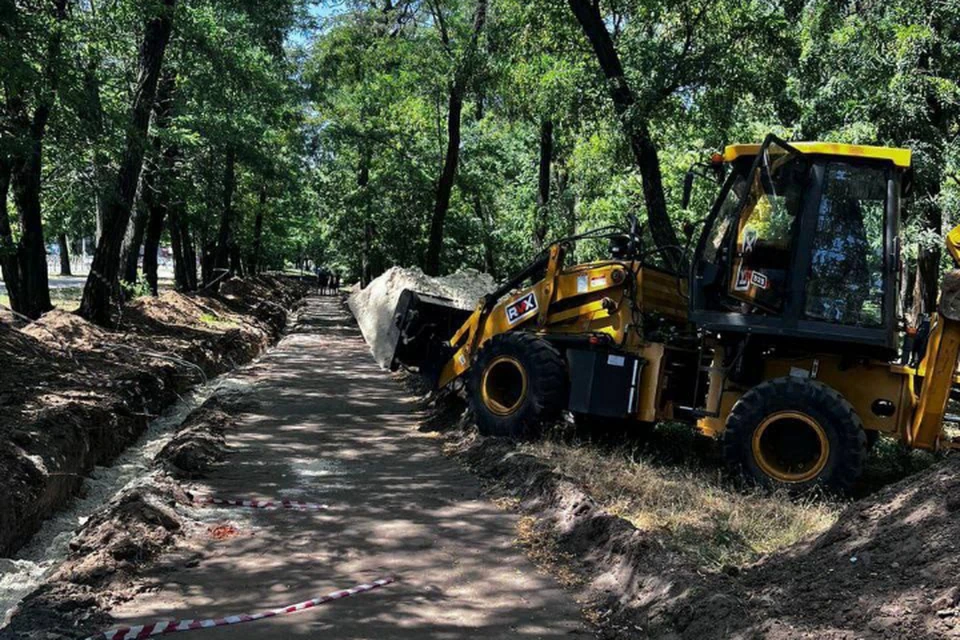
[156,395,253,478]
[156,408,231,478]
[22,309,108,349]
[0,276,307,557]
[722,456,960,639]
[0,476,185,640]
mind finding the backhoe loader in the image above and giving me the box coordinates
[389,134,960,492]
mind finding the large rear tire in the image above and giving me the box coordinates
[468,333,567,439]
[723,377,867,493]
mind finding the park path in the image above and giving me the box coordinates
[109,294,588,638]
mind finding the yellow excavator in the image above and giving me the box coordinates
[390,134,960,492]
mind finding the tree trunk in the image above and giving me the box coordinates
[424,87,463,276]
[142,177,165,295]
[168,204,193,291]
[0,157,23,311]
[3,0,68,318]
[10,127,54,318]
[210,147,236,290]
[201,234,215,287]
[423,0,487,276]
[183,228,198,290]
[58,234,71,275]
[79,0,176,325]
[533,119,553,250]
[230,242,244,277]
[557,163,577,263]
[120,190,148,285]
[358,155,373,287]
[250,184,266,274]
[142,72,178,295]
[916,205,942,315]
[568,0,682,269]
[82,58,110,243]
[474,193,496,278]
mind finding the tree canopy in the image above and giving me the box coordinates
[0,0,957,321]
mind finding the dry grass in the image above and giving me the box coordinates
[520,431,842,570]
[514,515,585,588]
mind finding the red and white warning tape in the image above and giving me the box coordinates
[85,577,395,640]
[192,496,329,511]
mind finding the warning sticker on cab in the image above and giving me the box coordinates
[734,265,750,291]
[590,276,608,289]
[750,270,769,290]
[577,274,589,293]
[505,291,539,325]
[734,265,769,291]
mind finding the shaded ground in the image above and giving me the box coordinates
[7,295,588,638]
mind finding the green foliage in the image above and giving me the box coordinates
[2,0,958,296]
[120,275,152,299]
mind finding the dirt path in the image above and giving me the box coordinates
[108,295,588,638]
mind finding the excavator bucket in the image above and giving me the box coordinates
[388,289,474,385]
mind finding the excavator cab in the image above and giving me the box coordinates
[690,134,908,358]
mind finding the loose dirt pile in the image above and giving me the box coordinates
[348,266,495,368]
[725,456,960,639]
[155,401,234,478]
[1,476,186,639]
[0,276,307,557]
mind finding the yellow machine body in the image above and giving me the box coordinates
[436,244,687,390]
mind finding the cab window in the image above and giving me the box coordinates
[727,144,809,312]
[804,163,887,327]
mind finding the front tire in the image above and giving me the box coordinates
[468,333,567,439]
[723,377,867,493]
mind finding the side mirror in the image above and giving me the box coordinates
[682,221,696,239]
[682,171,695,210]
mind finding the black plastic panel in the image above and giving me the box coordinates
[567,349,643,418]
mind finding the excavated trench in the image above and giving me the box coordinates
[0,381,224,627]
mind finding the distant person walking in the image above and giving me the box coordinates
[317,268,329,295]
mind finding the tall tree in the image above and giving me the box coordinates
[211,146,237,287]
[80,0,177,324]
[567,0,682,269]
[249,184,267,274]
[2,0,69,318]
[142,72,178,295]
[533,118,553,249]
[423,0,488,276]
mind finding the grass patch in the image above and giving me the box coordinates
[1,288,82,314]
[521,425,843,571]
[859,434,939,496]
[199,312,238,329]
